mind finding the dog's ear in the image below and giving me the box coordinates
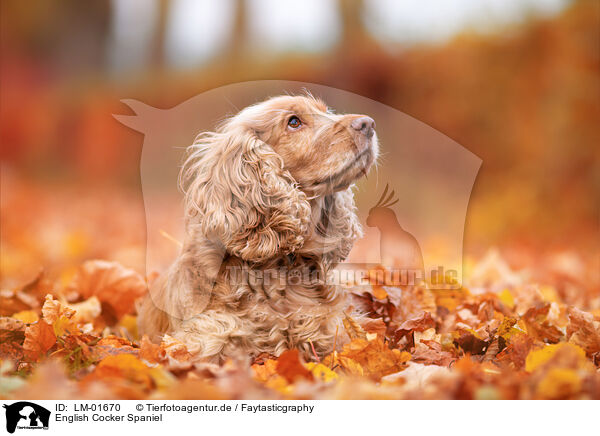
[181,128,311,262]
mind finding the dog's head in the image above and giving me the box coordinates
[233,95,378,195]
[181,94,378,262]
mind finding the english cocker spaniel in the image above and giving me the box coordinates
[138,94,378,363]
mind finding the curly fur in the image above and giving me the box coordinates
[138,94,378,363]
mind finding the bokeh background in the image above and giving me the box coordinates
[1,0,598,287]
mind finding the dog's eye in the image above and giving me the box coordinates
[287,116,302,129]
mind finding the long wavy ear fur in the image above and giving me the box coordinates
[181,127,311,262]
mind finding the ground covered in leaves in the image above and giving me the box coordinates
[1,249,599,400]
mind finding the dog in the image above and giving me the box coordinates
[138,94,378,363]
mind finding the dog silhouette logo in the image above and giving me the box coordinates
[3,402,50,433]
[114,80,481,311]
[366,183,424,274]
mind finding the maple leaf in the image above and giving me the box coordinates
[331,338,411,380]
[70,260,148,320]
[335,356,365,377]
[23,320,56,362]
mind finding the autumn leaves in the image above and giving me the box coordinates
[1,254,599,400]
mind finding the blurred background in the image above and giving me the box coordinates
[1,0,598,287]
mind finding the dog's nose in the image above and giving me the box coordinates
[351,116,376,138]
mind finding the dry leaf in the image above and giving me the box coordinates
[83,354,174,399]
[23,321,56,362]
[12,310,39,324]
[566,307,600,356]
[161,334,192,362]
[343,311,367,340]
[335,338,410,380]
[41,294,79,336]
[276,349,313,383]
[139,335,165,363]
[71,260,147,320]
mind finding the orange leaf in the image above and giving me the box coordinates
[276,349,313,383]
[337,338,410,380]
[566,307,600,356]
[71,260,147,320]
[41,294,78,336]
[23,320,56,361]
[83,354,173,398]
[160,335,192,362]
[252,359,278,382]
[139,335,165,364]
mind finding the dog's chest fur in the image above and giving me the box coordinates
[192,254,347,361]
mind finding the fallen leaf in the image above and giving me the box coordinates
[305,362,339,382]
[522,304,563,343]
[23,321,56,361]
[566,307,600,356]
[333,338,411,380]
[496,332,534,370]
[92,341,138,361]
[455,329,488,354]
[0,317,25,331]
[412,341,456,366]
[41,294,78,337]
[525,343,586,373]
[69,296,102,323]
[252,359,278,383]
[83,354,174,399]
[397,311,436,332]
[276,349,313,383]
[161,334,192,362]
[535,368,581,399]
[71,260,147,320]
[12,310,39,324]
[360,317,387,337]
